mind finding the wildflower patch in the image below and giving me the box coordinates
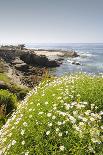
[0,74,103,154]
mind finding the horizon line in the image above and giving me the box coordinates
[0,42,103,45]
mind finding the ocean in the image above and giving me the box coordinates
[26,43,103,76]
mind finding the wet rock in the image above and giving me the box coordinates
[67,60,80,65]
[45,60,60,67]
[56,58,64,62]
[62,50,79,57]
[72,61,80,65]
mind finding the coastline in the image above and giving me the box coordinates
[34,50,64,57]
[0,46,79,88]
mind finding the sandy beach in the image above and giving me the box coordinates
[34,50,64,57]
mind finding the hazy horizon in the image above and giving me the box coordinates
[1,42,103,46]
[0,0,103,44]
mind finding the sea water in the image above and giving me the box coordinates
[26,43,103,76]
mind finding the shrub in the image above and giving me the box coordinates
[0,74,103,155]
[0,115,6,129]
[10,85,29,100]
[0,90,17,115]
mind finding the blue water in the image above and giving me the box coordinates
[26,43,103,76]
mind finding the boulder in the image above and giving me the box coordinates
[62,50,79,57]
[31,55,48,66]
[56,58,64,61]
[15,63,29,72]
[45,60,60,67]
[72,61,80,65]
[12,57,24,65]
[67,60,80,65]
[75,62,80,65]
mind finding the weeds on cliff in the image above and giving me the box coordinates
[0,73,103,155]
[0,73,10,83]
[0,90,17,115]
[11,85,29,100]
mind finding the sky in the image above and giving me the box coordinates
[0,0,103,44]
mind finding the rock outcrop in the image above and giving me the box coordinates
[0,49,60,68]
[67,60,81,65]
[62,50,79,57]
[72,61,80,65]
[15,63,29,72]
[20,52,60,67]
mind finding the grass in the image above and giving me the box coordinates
[0,89,17,115]
[0,90,17,129]
[0,73,103,155]
[0,60,10,83]
[0,73,29,129]
[0,72,29,100]
[0,73,11,83]
[10,84,30,100]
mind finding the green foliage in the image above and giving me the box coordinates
[11,85,29,100]
[0,73,103,155]
[0,115,6,129]
[0,61,7,73]
[72,73,103,112]
[17,89,29,100]
[0,73,10,83]
[0,90,17,115]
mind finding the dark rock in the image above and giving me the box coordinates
[45,60,60,67]
[20,52,48,66]
[56,58,64,61]
[67,59,80,65]
[31,55,48,66]
[0,48,62,68]
[75,62,80,65]
[71,61,80,65]
[12,57,24,65]
[0,81,9,89]
[15,63,29,72]
[20,52,60,67]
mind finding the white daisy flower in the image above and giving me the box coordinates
[21,129,25,135]
[59,145,65,151]
[47,113,52,117]
[21,140,25,145]
[11,140,16,145]
[46,131,50,135]
[58,132,62,137]
[23,122,28,127]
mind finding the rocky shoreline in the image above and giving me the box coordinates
[0,45,79,88]
[0,45,79,118]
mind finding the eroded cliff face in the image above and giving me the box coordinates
[0,48,79,87]
[0,49,60,67]
[0,49,53,89]
[0,49,22,62]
